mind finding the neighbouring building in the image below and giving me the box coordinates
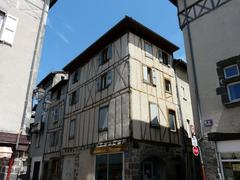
[60,16,194,180]
[0,0,57,179]
[170,0,240,179]
[29,71,68,180]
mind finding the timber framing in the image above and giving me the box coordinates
[178,0,232,29]
[63,16,179,72]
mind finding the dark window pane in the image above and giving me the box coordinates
[109,153,123,180]
[169,110,176,131]
[96,155,108,180]
[99,106,108,131]
[223,162,240,180]
[224,65,239,78]
[228,82,240,101]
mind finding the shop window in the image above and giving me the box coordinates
[95,153,123,180]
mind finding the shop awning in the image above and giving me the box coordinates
[0,147,12,158]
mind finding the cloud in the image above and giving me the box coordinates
[47,18,70,44]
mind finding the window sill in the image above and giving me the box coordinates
[165,91,172,95]
[98,128,108,132]
[224,100,240,108]
[68,137,75,140]
[143,80,156,87]
[170,129,177,133]
[150,125,160,129]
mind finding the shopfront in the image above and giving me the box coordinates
[217,140,240,180]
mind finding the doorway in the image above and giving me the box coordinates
[32,161,40,180]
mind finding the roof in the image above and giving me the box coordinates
[37,71,66,88]
[49,79,68,93]
[63,16,179,72]
[169,0,178,6]
[49,0,57,9]
[173,59,187,70]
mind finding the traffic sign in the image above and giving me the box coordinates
[193,146,199,156]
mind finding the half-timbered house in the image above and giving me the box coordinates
[61,16,187,180]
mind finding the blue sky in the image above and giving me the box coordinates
[38,0,185,82]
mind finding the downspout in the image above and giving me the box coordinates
[16,0,50,149]
[182,0,205,179]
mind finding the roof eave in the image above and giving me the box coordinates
[63,16,179,72]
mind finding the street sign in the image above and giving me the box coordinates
[193,146,199,157]
[191,136,198,147]
[204,119,213,127]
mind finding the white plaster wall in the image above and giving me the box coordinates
[181,0,240,134]
[0,0,49,134]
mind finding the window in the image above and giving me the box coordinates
[69,90,78,105]
[99,106,108,131]
[162,51,169,65]
[149,103,159,127]
[181,86,187,100]
[0,13,18,45]
[216,57,240,105]
[99,45,112,65]
[56,89,61,100]
[143,66,156,85]
[0,11,4,32]
[227,82,240,102]
[144,42,153,58]
[165,79,172,93]
[169,110,176,131]
[72,70,79,84]
[35,133,40,148]
[95,153,123,180]
[69,120,75,139]
[224,64,239,79]
[50,131,58,147]
[53,109,59,122]
[97,71,112,91]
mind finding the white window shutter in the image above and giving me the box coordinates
[0,14,18,45]
[107,70,112,86]
[143,66,148,82]
[152,69,157,85]
[168,54,173,66]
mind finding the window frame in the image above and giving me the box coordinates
[70,90,78,105]
[143,65,156,86]
[72,70,79,84]
[168,109,177,132]
[0,11,5,35]
[149,102,160,127]
[68,119,76,140]
[164,79,172,94]
[224,64,239,79]
[98,105,109,132]
[144,41,153,58]
[95,153,124,180]
[227,81,240,103]
[99,45,112,65]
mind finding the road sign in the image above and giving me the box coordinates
[193,146,199,157]
[191,136,198,147]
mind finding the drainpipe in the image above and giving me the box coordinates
[16,0,50,150]
[182,0,206,179]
